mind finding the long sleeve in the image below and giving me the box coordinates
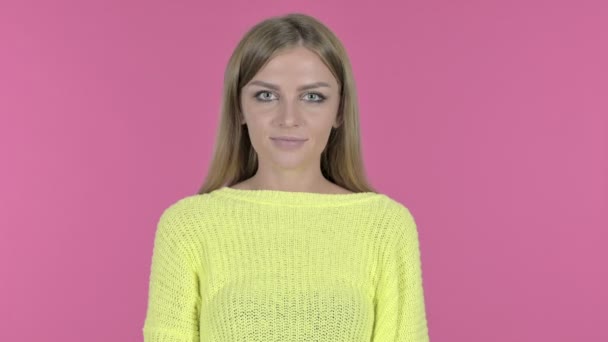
[142,206,202,342]
[371,206,430,341]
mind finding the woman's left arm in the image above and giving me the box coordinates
[371,206,430,341]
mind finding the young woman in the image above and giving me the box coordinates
[143,12,430,341]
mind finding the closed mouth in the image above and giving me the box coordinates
[270,137,308,142]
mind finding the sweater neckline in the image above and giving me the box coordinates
[212,186,381,207]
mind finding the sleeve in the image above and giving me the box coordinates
[371,206,430,341]
[142,206,202,342]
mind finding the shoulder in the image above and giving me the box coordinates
[160,193,213,215]
[157,194,205,222]
[154,193,216,239]
[373,193,415,218]
[374,194,419,240]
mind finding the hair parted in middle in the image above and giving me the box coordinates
[198,12,376,195]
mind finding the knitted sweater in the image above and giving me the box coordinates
[142,186,430,341]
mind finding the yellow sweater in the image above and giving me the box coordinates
[142,186,429,341]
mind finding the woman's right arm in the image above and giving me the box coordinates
[142,206,202,342]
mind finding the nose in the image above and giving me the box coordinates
[276,99,301,127]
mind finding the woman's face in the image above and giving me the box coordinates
[240,46,341,171]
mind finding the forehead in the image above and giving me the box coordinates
[251,47,338,86]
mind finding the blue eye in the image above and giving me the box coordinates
[254,91,276,102]
[305,93,326,103]
[253,91,327,103]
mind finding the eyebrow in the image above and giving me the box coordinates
[247,80,331,91]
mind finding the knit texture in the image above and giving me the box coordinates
[142,186,429,341]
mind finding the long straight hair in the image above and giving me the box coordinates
[197,13,376,194]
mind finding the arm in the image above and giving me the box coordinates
[371,206,430,341]
[142,206,202,342]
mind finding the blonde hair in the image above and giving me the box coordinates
[197,12,376,194]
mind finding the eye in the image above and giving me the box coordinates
[254,91,277,102]
[304,92,326,103]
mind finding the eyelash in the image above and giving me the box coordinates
[253,91,326,103]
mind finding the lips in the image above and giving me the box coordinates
[270,137,307,150]
[270,136,308,142]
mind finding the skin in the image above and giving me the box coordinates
[231,46,352,194]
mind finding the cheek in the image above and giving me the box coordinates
[245,122,266,143]
[309,122,335,148]
[242,95,275,112]
[243,119,272,152]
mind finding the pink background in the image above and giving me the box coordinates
[1,0,606,341]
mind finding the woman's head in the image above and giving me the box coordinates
[198,13,376,194]
[239,45,341,175]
